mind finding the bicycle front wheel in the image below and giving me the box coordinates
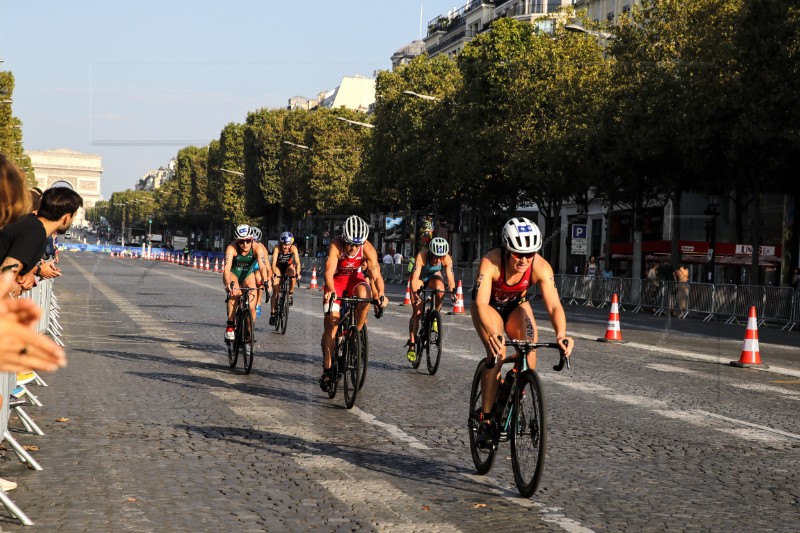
[426,311,442,375]
[411,318,424,370]
[280,295,289,334]
[274,297,283,332]
[358,325,368,390]
[510,370,547,497]
[342,326,361,409]
[227,341,237,368]
[468,360,496,474]
[241,310,254,375]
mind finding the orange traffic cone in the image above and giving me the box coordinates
[308,267,319,289]
[204,257,209,270]
[597,293,625,342]
[192,257,197,269]
[400,280,412,306]
[731,306,768,368]
[449,280,466,315]
[213,257,220,273]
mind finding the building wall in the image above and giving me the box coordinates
[572,0,638,24]
[26,148,102,228]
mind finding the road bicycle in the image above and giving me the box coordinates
[226,283,257,374]
[409,288,446,375]
[273,274,298,335]
[325,292,384,409]
[468,338,569,497]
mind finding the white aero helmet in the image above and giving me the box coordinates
[502,217,542,254]
[429,236,449,257]
[235,224,251,240]
[342,215,369,245]
[249,226,263,242]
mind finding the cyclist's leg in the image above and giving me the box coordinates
[428,275,446,313]
[506,302,538,369]
[470,302,506,416]
[351,279,372,331]
[241,273,258,326]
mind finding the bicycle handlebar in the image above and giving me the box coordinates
[325,293,385,318]
[488,337,570,372]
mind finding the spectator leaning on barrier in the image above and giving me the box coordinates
[0,186,83,297]
[791,268,799,289]
[393,250,403,265]
[383,249,393,264]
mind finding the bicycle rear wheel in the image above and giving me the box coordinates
[342,326,361,409]
[426,311,442,375]
[510,370,547,497]
[358,325,368,390]
[328,332,341,399]
[468,360,496,474]
[241,310,254,375]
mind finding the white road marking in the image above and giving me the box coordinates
[646,363,800,400]
[556,380,799,445]
[461,474,597,533]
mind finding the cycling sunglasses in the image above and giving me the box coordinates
[510,251,535,259]
[344,240,362,247]
[237,238,253,244]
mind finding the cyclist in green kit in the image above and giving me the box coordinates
[222,224,271,342]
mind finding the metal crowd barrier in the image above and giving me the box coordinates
[0,279,61,525]
[555,274,800,330]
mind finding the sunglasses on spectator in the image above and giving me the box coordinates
[510,251,535,259]
[237,238,253,244]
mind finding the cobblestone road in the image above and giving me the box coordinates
[1,253,798,532]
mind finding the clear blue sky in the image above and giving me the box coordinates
[1,0,458,197]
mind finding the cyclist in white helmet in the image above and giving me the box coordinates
[405,236,456,363]
[471,216,574,450]
[247,226,271,318]
[222,224,271,342]
[319,215,389,391]
[269,231,301,324]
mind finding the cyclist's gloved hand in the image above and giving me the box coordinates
[450,289,457,301]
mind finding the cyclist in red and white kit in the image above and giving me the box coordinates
[471,217,574,449]
[319,215,388,391]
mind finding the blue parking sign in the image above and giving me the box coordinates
[572,224,587,239]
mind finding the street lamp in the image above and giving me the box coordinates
[564,23,615,41]
[335,116,375,129]
[704,197,719,283]
[220,168,244,176]
[402,90,439,101]
[282,140,311,151]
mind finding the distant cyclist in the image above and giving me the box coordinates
[249,226,271,316]
[405,236,456,363]
[222,224,271,342]
[471,217,574,449]
[270,231,301,325]
[319,215,389,391]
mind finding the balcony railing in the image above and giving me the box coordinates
[427,0,494,35]
[427,28,468,56]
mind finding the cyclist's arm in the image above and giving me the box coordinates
[270,246,279,276]
[472,252,504,356]
[363,242,386,304]
[409,252,424,292]
[534,256,574,357]
[222,245,236,290]
[444,254,456,293]
[292,246,301,277]
[323,240,340,301]
[256,245,271,282]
